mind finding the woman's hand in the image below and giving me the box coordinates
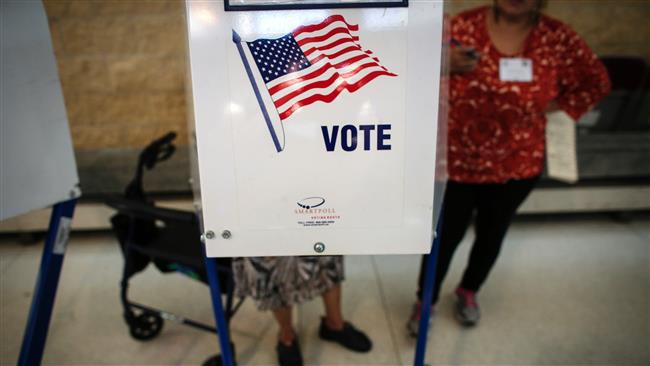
[450,46,479,74]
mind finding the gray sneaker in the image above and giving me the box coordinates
[406,301,434,337]
[454,288,480,326]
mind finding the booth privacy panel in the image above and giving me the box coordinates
[185,0,446,257]
[1,1,79,221]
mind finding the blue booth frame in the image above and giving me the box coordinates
[18,199,441,366]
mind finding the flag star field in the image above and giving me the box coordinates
[248,35,312,83]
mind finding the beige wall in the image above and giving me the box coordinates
[44,0,187,150]
[450,0,650,59]
[45,0,649,151]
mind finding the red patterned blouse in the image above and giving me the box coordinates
[448,7,610,183]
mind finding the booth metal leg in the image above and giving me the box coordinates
[18,199,77,366]
[414,216,443,366]
[205,257,235,366]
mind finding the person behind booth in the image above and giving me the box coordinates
[407,0,610,334]
[233,256,371,366]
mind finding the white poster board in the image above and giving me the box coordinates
[186,0,444,257]
[0,1,79,221]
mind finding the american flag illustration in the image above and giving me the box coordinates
[232,15,397,152]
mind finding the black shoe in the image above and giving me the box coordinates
[276,339,303,366]
[318,318,372,352]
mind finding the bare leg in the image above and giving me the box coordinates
[272,306,296,346]
[322,285,344,330]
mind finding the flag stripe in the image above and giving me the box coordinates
[277,70,393,120]
[292,15,359,39]
[272,61,392,105]
[271,58,391,101]
[294,19,359,43]
[274,72,340,107]
[267,48,380,91]
[302,37,384,69]
[296,26,359,48]
[308,45,364,65]
[304,38,361,61]
[310,49,380,70]
[303,36,358,57]
[272,60,386,101]
[330,53,375,70]
[275,65,394,113]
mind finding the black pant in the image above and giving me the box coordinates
[417,177,538,303]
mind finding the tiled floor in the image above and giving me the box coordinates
[1,214,649,365]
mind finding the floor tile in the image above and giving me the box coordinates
[1,214,649,365]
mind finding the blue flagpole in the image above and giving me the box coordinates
[232,30,283,153]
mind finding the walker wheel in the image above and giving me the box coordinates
[202,343,237,366]
[129,311,164,341]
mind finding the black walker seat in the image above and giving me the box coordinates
[106,132,243,343]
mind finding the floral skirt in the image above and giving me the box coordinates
[232,256,344,311]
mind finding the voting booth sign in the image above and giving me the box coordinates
[186,0,446,257]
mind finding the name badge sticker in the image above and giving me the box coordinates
[499,58,533,82]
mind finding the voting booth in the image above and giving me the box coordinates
[1,1,80,365]
[186,0,447,258]
[1,2,80,222]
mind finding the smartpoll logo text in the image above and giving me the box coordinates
[295,197,337,215]
[295,197,341,227]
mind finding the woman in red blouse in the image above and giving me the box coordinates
[408,0,610,333]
